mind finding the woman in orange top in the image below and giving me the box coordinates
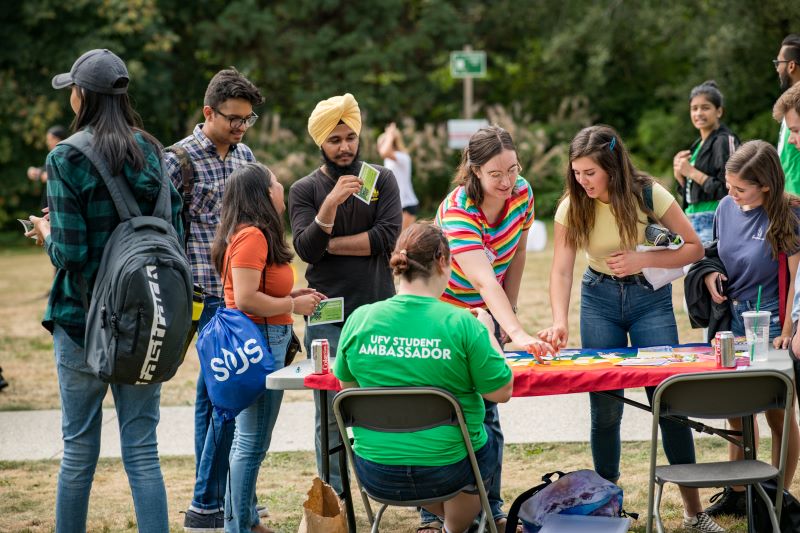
[210,162,323,533]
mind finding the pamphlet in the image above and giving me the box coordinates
[354,163,379,204]
[616,358,670,366]
[308,297,345,326]
[637,345,674,358]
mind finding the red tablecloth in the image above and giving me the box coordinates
[303,359,724,397]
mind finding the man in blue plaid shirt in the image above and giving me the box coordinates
[163,68,265,532]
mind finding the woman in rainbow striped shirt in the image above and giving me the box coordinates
[428,125,555,533]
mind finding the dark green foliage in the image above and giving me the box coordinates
[2,0,799,225]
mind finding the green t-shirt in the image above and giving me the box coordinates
[334,294,512,466]
[685,141,719,214]
[780,120,800,195]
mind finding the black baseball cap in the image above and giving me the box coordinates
[52,49,129,95]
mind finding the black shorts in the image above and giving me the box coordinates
[402,204,419,216]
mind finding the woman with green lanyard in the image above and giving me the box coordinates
[673,80,740,244]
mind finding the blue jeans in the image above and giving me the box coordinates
[225,324,290,533]
[53,325,167,533]
[729,296,782,339]
[580,269,696,482]
[305,322,344,494]
[191,296,235,512]
[354,436,498,502]
[687,210,715,246]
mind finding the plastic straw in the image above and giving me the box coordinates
[750,285,763,361]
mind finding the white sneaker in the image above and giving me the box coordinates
[683,511,725,532]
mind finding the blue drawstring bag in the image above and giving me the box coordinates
[196,307,276,421]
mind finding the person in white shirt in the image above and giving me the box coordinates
[378,122,419,229]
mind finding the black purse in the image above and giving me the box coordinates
[286,329,302,365]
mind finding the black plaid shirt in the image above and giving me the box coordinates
[43,131,183,346]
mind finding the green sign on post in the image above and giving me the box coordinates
[450,50,486,78]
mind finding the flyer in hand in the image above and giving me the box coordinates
[354,163,379,204]
[308,297,345,326]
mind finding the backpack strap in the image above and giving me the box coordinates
[504,471,564,531]
[164,144,194,249]
[61,130,172,222]
[642,183,657,224]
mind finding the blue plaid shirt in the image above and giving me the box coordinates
[163,124,256,298]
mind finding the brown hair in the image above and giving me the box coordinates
[773,83,800,122]
[210,162,293,275]
[454,125,517,206]
[389,222,450,282]
[725,141,799,258]
[562,124,655,251]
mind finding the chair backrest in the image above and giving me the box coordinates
[653,370,793,419]
[333,386,497,533]
[334,387,461,433]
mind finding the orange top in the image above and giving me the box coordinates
[222,226,294,325]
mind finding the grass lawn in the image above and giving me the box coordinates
[0,239,787,532]
[3,440,793,532]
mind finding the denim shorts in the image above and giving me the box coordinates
[353,433,498,501]
[729,296,782,339]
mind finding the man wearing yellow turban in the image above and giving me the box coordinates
[307,93,362,147]
[288,94,402,495]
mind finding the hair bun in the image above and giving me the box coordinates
[703,80,719,89]
[389,251,409,275]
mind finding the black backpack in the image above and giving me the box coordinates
[62,131,193,384]
[752,480,800,533]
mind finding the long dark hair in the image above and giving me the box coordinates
[71,85,161,175]
[210,163,293,274]
[563,125,654,250]
[454,125,517,206]
[725,141,799,258]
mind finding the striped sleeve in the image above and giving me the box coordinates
[521,178,535,231]
[437,202,484,255]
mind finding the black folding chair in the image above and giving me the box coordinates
[646,370,795,533]
[332,387,497,533]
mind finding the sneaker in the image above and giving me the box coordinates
[183,509,224,533]
[684,511,726,532]
[705,486,747,518]
[257,504,269,518]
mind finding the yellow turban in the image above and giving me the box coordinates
[307,93,362,146]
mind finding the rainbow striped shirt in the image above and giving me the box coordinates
[435,177,535,308]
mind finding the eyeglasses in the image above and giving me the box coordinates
[773,59,793,69]
[484,164,522,182]
[212,107,258,129]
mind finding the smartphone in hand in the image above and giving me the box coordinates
[715,275,726,296]
[17,218,36,239]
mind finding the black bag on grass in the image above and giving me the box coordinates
[752,480,800,533]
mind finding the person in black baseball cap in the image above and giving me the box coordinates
[26,49,180,532]
[51,48,129,94]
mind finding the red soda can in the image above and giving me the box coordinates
[714,332,723,367]
[311,339,330,374]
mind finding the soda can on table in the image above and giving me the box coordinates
[311,339,330,374]
[715,331,736,368]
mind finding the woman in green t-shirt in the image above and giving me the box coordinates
[334,223,514,533]
[672,80,740,244]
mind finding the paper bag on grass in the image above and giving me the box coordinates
[297,477,347,533]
